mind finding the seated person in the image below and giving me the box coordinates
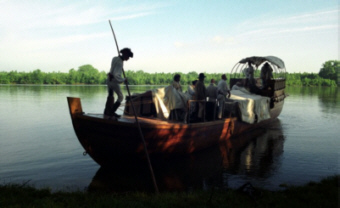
[232,81,244,90]
[187,80,197,99]
[164,74,188,121]
[232,81,261,95]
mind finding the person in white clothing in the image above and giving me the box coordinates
[104,48,133,117]
[217,74,231,119]
[244,61,262,94]
[243,61,255,86]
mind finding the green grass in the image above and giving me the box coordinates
[0,175,338,208]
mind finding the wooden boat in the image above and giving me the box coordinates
[67,56,287,167]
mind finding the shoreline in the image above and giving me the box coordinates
[1,175,338,207]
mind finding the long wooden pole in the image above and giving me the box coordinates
[108,20,159,194]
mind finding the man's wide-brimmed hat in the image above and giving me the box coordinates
[198,73,206,79]
[120,48,133,58]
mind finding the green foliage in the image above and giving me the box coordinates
[285,72,337,87]
[0,62,338,87]
[0,65,105,85]
[319,60,339,80]
[78,65,100,84]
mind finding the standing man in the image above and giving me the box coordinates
[104,48,133,117]
[217,74,231,119]
[195,73,207,122]
[206,78,218,120]
[172,74,183,92]
[260,62,273,89]
[244,61,261,94]
[244,61,255,87]
[206,79,218,101]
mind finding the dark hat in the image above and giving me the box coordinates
[174,74,181,81]
[198,73,206,79]
[120,48,133,58]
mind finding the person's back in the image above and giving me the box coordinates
[206,79,218,102]
[206,79,217,121]
[217,74,230,119]
[195,80,206,100]
[217,80,229,96]
[195,73,207,121]
[260,64,267,79]
[195,74,206,101]
[261,63,273,89]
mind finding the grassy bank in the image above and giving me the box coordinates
[0,175,338,208]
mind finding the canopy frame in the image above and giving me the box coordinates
[231,56,286,79]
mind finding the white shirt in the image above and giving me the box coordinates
[217,79,229,100]
[109,56,124,83]
[206,83,218,101]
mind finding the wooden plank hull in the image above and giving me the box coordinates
[67,97,284,166]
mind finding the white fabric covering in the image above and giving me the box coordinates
[151,86,189,119]
[150,86,270,123]
[151,88,169,119]
[229,88,271,124]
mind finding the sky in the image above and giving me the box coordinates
[0,0,338,74]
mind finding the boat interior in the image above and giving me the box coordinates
[123,77,285,124]
[123,57,287,124]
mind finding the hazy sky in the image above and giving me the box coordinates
[0,0,338,74]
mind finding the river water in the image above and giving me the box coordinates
[0,85,339,192]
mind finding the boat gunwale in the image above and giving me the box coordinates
[73,113,237,130]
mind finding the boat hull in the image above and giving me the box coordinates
[67,97,284,166]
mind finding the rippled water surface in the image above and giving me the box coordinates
[0,85,339,192]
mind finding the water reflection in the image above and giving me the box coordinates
[88,119,284,193]
[286,86,339,108]
[0,84,107,98]
[317,87,339,109]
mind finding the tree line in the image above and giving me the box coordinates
[0,61,338,87]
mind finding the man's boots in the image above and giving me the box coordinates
[110,101,121,118]
[104,96,114,116]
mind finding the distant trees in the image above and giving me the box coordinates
[319,60,339,81]
[0,65,107,85]
[0,62,338,87]
[285,72,337,87]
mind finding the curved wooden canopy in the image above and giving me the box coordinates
[231,56,286,78]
